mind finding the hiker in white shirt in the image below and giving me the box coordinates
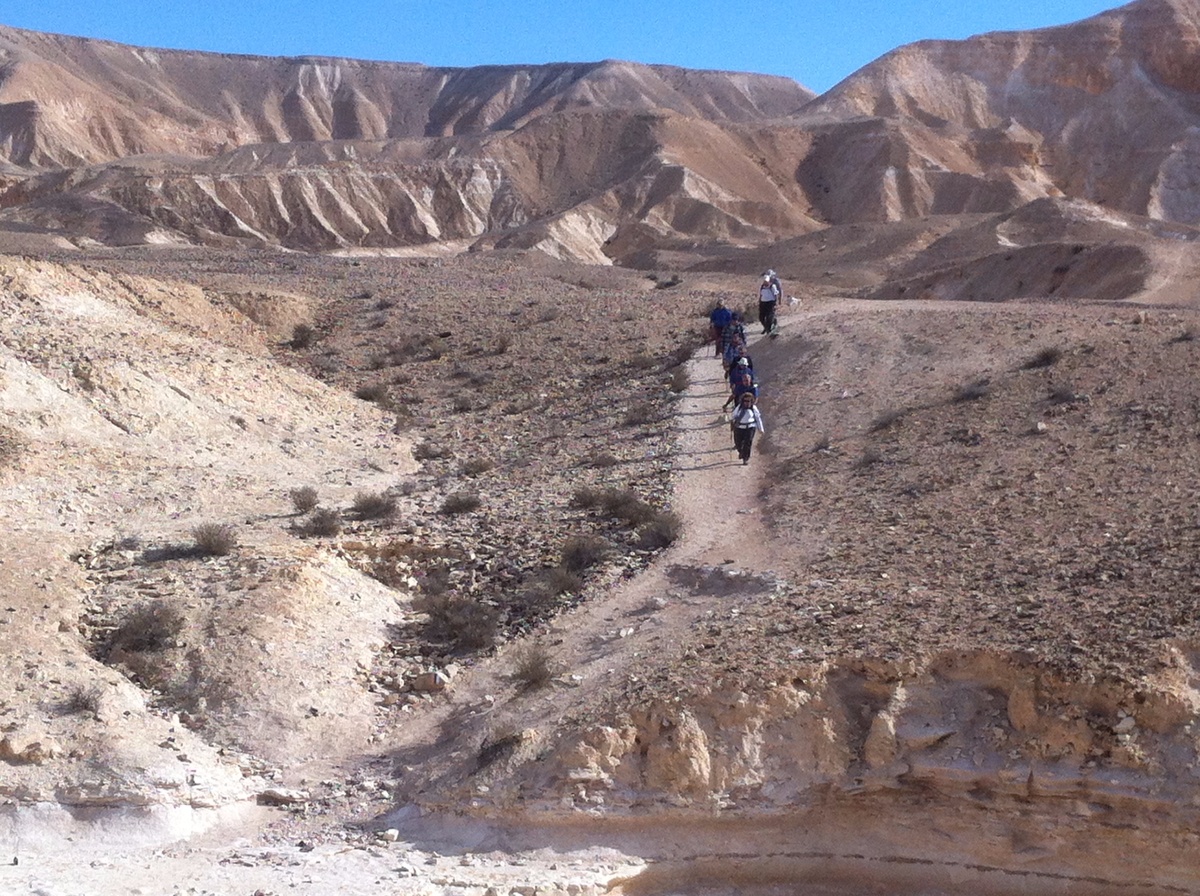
[730,391,765,465]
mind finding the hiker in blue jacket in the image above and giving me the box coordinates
[709,299,733,356]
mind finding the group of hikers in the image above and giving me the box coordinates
[707,270,781,465]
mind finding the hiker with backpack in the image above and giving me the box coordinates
[723,356,757,410]
[758,270,782,335]
[730,391,764,465]
[709,299,733,357]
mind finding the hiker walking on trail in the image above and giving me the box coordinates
[709,299,733,357]
[731,392,764,465]
[758,270,782,335]
[723,356,757,410]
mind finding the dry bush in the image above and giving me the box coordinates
[451,394,474,413]
[623,399,663,427]
[542,566,584,596]
[460,457,495,476]
[1048,386,1079,405]
[0,424,26,468]
[654,273,682,289]
[413,440,450,461]
[560,535,612,573]
[511,643,557,692]
[109,602,186,654]
[289,323,317,349]
[570,485,606,509]
[421,593,500,650]
[953,379,991,403]
[354,383,390,404]
[1169,328,1196,344]
[192,523,236,556]
[289,486,319,513]
[667,366,691,394]
[854,447,885,470]
[494,334,511,355]
[636,511,683,549]
[600,488,657,526]
[1023,346,1063,369]
[441,492,481,515]
[812,434,832,453]
[61,684,102,716]
[868,408,907,433]
[586,452,620,468]
[629,353,658,371]
[297,507,342,537]
[351,491,398,519]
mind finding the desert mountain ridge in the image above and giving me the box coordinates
[5,0,1200,265]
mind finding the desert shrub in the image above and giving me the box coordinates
[586,452,620,468]
[351,491,398,519]
[192,523,236,556]
[542,566,585,596]
[623,399,662,427]
[289,486,319,513]
[1023,346,1063,369]
[1048,386,1079,405]
[667,366,691,394]
[654,273,682,289]
[953,379,991,403]
[451,394,474,413]
[510,643,557,691]
[854,447,885,470]
[0,425,26,468]
[600,488,657,526]
[570,485,606,509]
[354,383,389,404]
[629,353,658,371]
[812,434,832,453]
[413,440,449,461]
[868,408,907,433]
[460,457,495,476]
[560,535,612,573]
[441,492,481,515]
[62,684,102,716]
[109,602,186,654]
[636,511,683,549]
[538,306,561,323]
[494,334,511,355]
[1169,328,1196,344]
[297,507,342,537]
[421,593,500,650]
[667,343,698,368]
[289,323,317,349]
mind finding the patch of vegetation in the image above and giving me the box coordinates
[297,507,342,537]
[667,366,690,394]
[460,457,495,476]
[1023,346,1063,369]
[636,511,683,549]
[191,523,236,556]
[289,323,317,349]
[623,399,664,427]
[61,684,102,716]
[451,394,474,413]
[853,447,885,470]
[351,491,398,519]
[289,486,319,514]
[413,440,450,461]
[420,593,500,651]
[441,492,481,515]
[475,729,522,772]
[560,535,612,573]
[953,379,991,403]
[868,408,907,433]
[585,452,620,468]
[354,383,390,405]
[510,643,557,692]
[0,424,26,468]
[108,602,186,654]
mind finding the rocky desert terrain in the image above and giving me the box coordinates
[7,1,1200,894]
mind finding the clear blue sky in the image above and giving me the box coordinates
[1,0,1127,94]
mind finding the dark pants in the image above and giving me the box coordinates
[758,301,776,333]
[733,426,756,462]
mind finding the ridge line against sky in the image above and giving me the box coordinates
[3,0,1127,94]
